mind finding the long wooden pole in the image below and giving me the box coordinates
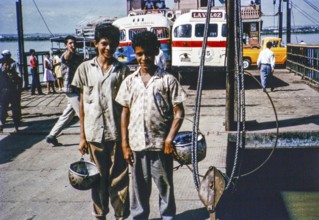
[225,0,235,131]
[286,0,291,43]
[16,0,29,89]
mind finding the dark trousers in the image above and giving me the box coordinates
[30,68,42,94]
[130,151,176,220]
[0,89,21,128]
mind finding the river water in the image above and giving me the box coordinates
[1,32,319,62]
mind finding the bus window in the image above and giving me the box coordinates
[151,27,169,39]
[129,28,147,40]
[174,24,192,38]
[120,30,126,41]
[195,24,218,37]
[222,24,227,37]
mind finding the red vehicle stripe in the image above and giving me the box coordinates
[172,41,227,47]
[119,39,171,47]
[119,42,132,47]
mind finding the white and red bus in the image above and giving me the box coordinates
[171,9,227,75]
[113,14,173,72]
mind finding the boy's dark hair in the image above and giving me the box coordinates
[132,31,160,54]
[64,35,76,45]
[94,24,120,45]
[29,49,35,53]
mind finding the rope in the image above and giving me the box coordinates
[173,70,279,188]
[236,70,279,178]
[191,0,213,191]
[32,0,55,37]
[225,0,244,190]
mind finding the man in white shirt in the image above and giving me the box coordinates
[155,48,167,70]
[257,41,275,92]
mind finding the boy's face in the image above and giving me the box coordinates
[134,46,157,70]
[65,39,76,53]
[94,38,117,59]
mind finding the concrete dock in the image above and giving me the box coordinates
[0,68,319,220]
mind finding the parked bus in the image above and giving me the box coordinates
[113,14,173,72]
[171,9,227,77]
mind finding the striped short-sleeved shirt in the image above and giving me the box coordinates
[115,67,187,151]
[72,57,130,143]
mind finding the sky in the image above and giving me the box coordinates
[0,0,318,35]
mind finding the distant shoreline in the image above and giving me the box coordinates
[0,37,50,42]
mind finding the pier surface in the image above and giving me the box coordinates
[0,68,319,219]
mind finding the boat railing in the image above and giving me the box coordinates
[286,44,319,84]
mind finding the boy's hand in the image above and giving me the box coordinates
[122,145,134,166]
[78,138,88,155]
[164,139,175,154]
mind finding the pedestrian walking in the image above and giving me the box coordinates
[257,41,275,92]
[46,35,82,146]
[115,31,187,220]
[0,56,21,132]
[72,24,130,220]
[29,49,43,95]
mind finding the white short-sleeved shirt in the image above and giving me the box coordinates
[257,48,275,70]
[72,57,130,143]
[115,67,187,151]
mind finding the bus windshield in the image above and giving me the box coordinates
[195,24,218,37]
[151,27,170,39]
[129,28,147,40]
[174,24,192,38]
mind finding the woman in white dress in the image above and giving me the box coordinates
[53,50,63,91]
[43,52,56,94]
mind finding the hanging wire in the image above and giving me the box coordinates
[291,1,319,24]
[191,0,213,191]
[32,0,55,37]
[238,70,279,178]
[304,0,319,14]
[236,0,246,189]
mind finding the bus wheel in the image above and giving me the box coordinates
[243,58,251,69]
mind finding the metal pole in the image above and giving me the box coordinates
[16,0,29,89]
[225,0,235,131]
[278,0,283,39]
[286,0,291,43]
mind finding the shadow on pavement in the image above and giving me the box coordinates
[184,72,289,91]
[246,114,319,131]
[0,117,79,164]
[217,147,319,220]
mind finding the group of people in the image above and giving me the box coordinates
[29,49,64,95]
[144,0,166,10]
[0,50,22,133]
[0,45,69,133]
[44,24,186,220]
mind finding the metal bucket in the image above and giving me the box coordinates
[173,131,207,165]
[68,157,100,190]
